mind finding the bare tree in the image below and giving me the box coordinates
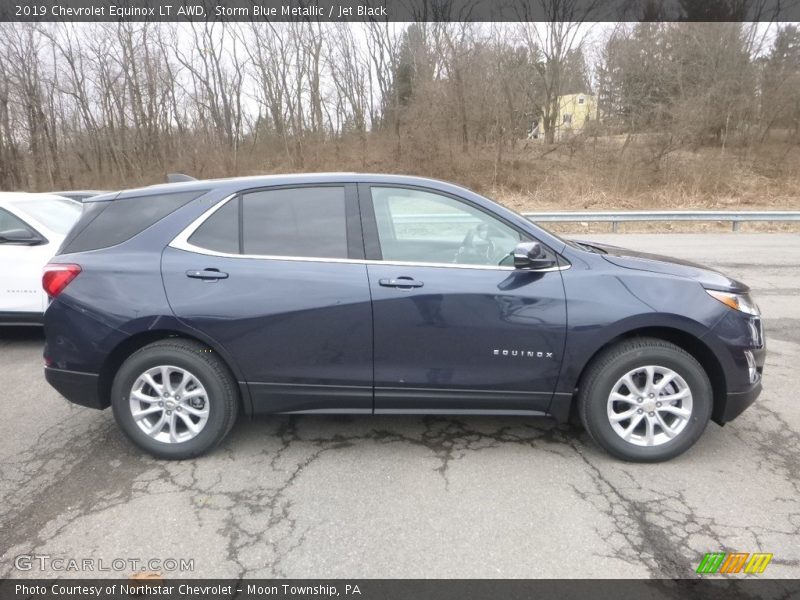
[172,21,244,169]
[516,1,597,143]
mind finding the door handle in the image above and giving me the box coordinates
[186,269,229,281]
[379,277,424,289]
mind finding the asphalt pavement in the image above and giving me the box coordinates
[1,233,798,579]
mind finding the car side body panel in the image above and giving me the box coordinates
[41,173,764,432]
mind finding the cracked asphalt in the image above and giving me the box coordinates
[1,233,798,580]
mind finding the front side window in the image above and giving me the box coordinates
[371,187,524,267]
[190,186,349,259]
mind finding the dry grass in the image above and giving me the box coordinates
[484,143,800,212]
[484,138,800,232]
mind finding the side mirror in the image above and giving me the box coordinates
[513,241,556,270]
[0,228,45,246]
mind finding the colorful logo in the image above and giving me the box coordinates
[696,552,773,574]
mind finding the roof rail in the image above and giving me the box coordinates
[166,173,197,183]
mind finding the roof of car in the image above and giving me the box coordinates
[51,190,107,199]
[0,192,78,204]
[95,173,472,202]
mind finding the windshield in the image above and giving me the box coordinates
[11,197,82,235]
[477,190,569,248]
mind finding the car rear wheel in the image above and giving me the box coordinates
[111,339,238,459]
[578,338,712,462]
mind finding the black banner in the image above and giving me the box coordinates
[2,0,800,22]
[2,580,800,600]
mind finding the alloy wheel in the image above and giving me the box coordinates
[129,365,210,444]
[606,365,693,447]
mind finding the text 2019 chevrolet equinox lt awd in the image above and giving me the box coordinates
[42,174,765,461]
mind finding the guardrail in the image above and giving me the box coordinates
[392,210,800,232]
[522,210,800,232]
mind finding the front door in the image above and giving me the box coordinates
[162,184,373,413]
[361,185,567,414]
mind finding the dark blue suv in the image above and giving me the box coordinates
[42,174,765,462]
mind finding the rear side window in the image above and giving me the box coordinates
[243,187,347,258]
[60,190,205,254]
[189,186,348,259]
[188,196,239,254]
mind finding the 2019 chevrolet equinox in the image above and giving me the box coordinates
[42,174,765,461]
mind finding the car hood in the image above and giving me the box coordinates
[576,241,749,293]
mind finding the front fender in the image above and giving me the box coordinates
[554,262,730,396]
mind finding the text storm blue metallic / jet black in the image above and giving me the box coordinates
[42,174,765,461]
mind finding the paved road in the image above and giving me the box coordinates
[1,233,798,579]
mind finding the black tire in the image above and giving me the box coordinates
[578,337,712,462]
[111,339,239,459]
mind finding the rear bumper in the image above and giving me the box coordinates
[44,367,104,409]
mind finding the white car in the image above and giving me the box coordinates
[0,193,83,325]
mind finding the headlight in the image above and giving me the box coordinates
[705,289,760,316]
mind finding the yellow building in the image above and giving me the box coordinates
[540,93,598,140]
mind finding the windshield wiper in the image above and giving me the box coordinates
[573,241,607,254]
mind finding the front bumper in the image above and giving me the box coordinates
[713,343,765,425]
[717,380,762,424]
[707,312,766,425]
[44,367,104,409]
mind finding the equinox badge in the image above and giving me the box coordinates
[493,349,553,358]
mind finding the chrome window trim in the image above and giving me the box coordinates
[169,192,570,273]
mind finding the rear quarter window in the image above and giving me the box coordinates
[60,190,206,254]
[188,195,240,254]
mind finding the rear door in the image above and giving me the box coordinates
[0,207,52,316]
[360,185,567,414]
[162,184,374,413]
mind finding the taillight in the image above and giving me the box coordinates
[42,264,81,298]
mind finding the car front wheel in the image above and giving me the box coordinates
[578,338,712,462]
[111,339,239,459]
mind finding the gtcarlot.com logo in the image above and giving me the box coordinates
[696,552,773,574]
[14,554,194,573]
